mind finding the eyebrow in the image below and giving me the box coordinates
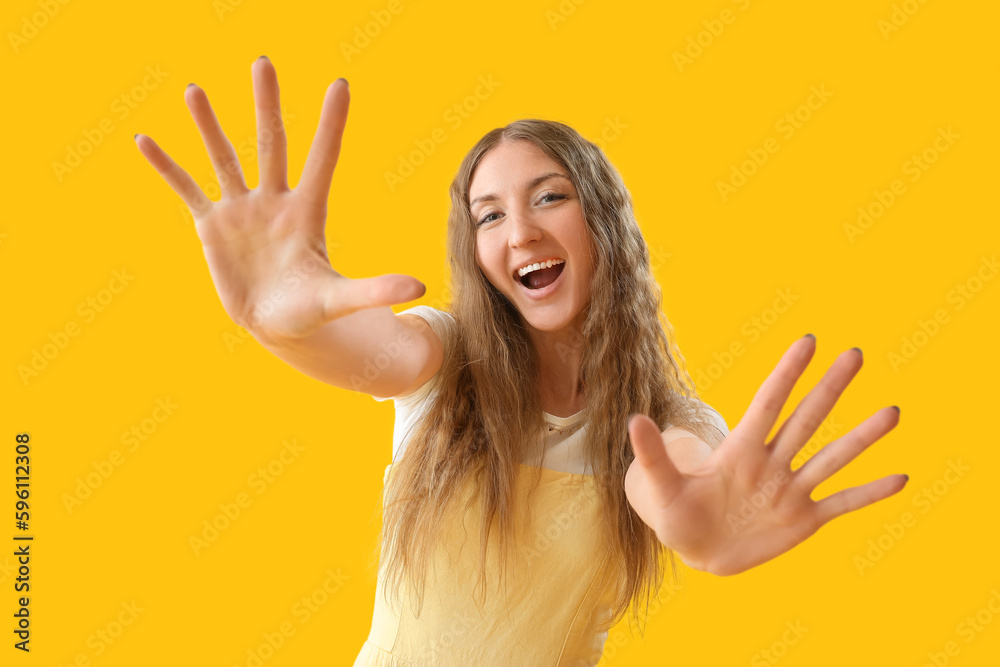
[469,172,571,209]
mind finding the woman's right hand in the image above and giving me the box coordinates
[135,57,426,340]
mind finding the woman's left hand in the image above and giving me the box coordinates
[624,335,907,576]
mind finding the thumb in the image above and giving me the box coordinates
[319,273,427,322]
[628,413,683,502]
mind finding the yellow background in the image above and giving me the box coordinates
[3,0,998,664]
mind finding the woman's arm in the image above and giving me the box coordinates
[250,307,444,398]
[136,59,442,399]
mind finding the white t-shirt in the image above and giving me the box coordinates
[371,306,729,474]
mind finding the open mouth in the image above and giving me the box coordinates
[517,261,565,290]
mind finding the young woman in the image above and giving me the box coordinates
[136,57,907,666]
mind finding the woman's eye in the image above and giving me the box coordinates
[477,194,565,225]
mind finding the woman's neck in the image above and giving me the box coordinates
[523,313,587,418]
[540,394,584,419]
[535,351,585,418]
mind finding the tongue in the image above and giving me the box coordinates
[526,264,563,289]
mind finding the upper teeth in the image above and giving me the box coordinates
[517,259,564,277]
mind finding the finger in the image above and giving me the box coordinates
[134,134,213,220]
[770,347,864,467]
[251,57,288,192]
[793,406,900,493]
[184,84,250,199]
[627,414,683,507]
[319,274,427,323]
[298,79,349,213]
[731,335,816,448]
[813,473,909,525]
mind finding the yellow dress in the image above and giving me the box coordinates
[353,460,620,666]
[360,305,730,665]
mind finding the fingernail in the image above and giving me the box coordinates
[258,55,269,61]
[187,83,196,88]
[903,474,909,483]
[891,405,900,414]
[852,346,863,357]
[336,77,349,88]
[803,333,815,339]
[134,133,139,141]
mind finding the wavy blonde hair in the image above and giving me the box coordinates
[372,119,725,635]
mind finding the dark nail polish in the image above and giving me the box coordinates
[258,55,269,61]
[336,77,349,88]
[803,333,815,339]
[852,347,863,357]
[134,133,139,140]
[903,474,909,482]
[891,405,900,414]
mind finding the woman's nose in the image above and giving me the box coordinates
[507,210,543,248]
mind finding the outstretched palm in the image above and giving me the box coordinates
[135,58,425,340]
[625,336,906,576]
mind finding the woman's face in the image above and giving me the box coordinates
[470,139,594,334]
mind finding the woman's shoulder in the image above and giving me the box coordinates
[397,304,456,368]
[396,305,456,340]
[683,395,730,438]
[370,305,454,407]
